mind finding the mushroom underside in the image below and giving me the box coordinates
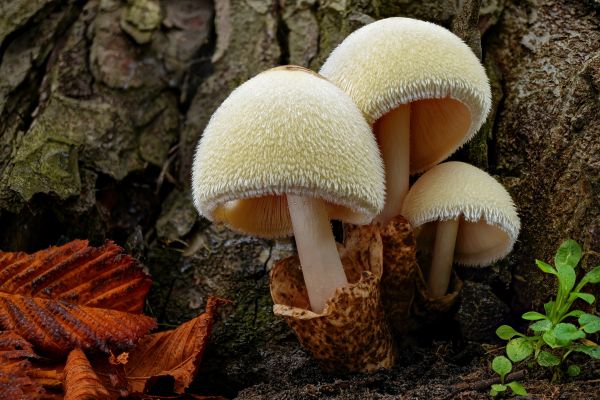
[384,97,471,173]
[212,195,368,238]
[417,217,512,266]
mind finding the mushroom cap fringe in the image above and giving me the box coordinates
[320,17,492,174]
[192,66,385,238]
[401,161,520,266]
[270,224,396,372]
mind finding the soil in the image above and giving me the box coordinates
[196,327,600,399]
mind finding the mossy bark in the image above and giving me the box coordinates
[0,0,598,397]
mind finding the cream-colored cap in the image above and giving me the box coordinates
[320,17,492,173]
[192,66,385,238]
[401,161,520,266]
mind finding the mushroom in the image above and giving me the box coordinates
[401,161,520,298]
[192,65,385,313]
[320,17,491,223]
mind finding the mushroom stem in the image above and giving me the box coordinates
[428,219,460,297]
[287,195,348,313]
[375,103,411,224]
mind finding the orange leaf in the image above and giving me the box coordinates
[64,348,110,400]
[0,331,45,399]
[0,239,152,313]
[0,292,157,355]
[97,297,229,396]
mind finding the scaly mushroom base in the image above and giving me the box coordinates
[270,223,396,372]
[376,215,419,336]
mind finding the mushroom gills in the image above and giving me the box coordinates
[418,217,513,267]
[409,98,471,172]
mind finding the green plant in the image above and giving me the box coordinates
[490,355,528,397]
[495,239,600,385]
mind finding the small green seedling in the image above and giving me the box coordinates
[494,239,600,386]
[490,356,528,397]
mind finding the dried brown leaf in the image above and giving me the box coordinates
[97,297,229,396]
[64,348,110,400]
[0,292,157,355]
[0,239,152,313]
[0,331,46,399]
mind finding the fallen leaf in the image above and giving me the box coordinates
[96,297,229,396]
[0,239,152,313]
[64,348,110,400]
[0,240,157,355]
[28,363,64,391]
[0,331,45,399]
[0,292,157,355]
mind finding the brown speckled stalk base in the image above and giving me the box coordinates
[270,224,396,373]
[377,216,419,336]
[413,266,463,322]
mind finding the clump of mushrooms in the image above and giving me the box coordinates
[402,161,521,298]
[191,65,385,314]
[320,17,491,223]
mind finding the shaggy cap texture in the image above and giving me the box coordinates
[320,17,492,173]
[192,66,385,238]
[401,161,520,266]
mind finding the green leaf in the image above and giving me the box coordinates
[492,356,512,381]
[536,259,557,275]
[567,364,581,377]
[507,338,534,362]
[579,313,600,334]
[496,325,522,340]
[544,301,555,316]
[574,345,600,359]
[522,311,546,320]
[555,240,582,269]
[581,266,600,285]
[537,351,561,367]
[530,319,552,333]
[562,309,585,320]
[554,323,585,343]
[569,292,595,305]
[543,331,560,348]
[507,381,528,396]
[557,263,577,297]
[491,384,507,392]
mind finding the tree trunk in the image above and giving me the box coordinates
[0,0,598,397]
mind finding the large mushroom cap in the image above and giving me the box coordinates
[401,161,520,266]
[192,66,385,238]
[320,17,492,173]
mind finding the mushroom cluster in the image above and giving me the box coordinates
[320,17,519,301]
[191,17,521,372]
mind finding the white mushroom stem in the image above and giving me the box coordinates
[375,104,411,224]
[287,195,348,313]
[428,219,460,297]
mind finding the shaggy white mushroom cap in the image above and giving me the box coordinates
[401,161,520,266]
[320,17,492,174]
[192,66,385,238]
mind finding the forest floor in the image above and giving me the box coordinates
[228,341,600,399]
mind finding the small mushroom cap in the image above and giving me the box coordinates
[401,161,520,266]
[192,66,385,238]
[320,17,492,173]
